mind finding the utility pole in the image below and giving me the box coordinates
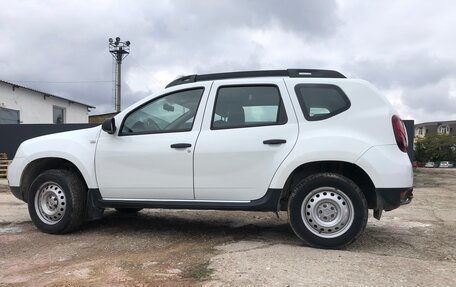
[109,37,130,113]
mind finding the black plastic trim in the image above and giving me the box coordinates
[88,188,282,212]
[263,139,287,145]
[170,143,191,149]
[10,186,23,201]
[376,187,413,211]
[166,69,346,88]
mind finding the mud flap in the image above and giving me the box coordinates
[86,189,104,220]
[373,209,382,220]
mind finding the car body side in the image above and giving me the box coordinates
[8,77,412,213]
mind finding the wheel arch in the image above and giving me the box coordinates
[278,161,377,211]
[20,157,89,203]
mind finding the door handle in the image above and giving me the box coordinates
[263,139,287,145]
[170,143,192,149]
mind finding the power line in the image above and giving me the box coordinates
[3,80,113,84]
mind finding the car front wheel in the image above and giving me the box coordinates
[28,169,86,234]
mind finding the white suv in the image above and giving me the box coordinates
[8,69,413,248]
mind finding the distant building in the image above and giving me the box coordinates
[414,120,456,139]
[0,80,94,124]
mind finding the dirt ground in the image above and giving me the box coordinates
[1,168,455,286]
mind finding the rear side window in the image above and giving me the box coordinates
[295,84,350,121]
[211,85,287,129]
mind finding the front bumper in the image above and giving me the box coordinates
[7,157,27,202]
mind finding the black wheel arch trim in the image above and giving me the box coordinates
[10,186,23,201]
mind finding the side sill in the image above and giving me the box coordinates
[87,188,282,212]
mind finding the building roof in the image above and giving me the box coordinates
[415,120,456,127]
[0,80,95,109]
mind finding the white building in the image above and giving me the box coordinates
[0,80,94,124]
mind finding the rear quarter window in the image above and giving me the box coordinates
[295,84,350,121]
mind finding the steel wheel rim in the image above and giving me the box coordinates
[301,187,354,238]
[34,181,67,225]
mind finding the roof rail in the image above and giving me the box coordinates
[165,69,346,88]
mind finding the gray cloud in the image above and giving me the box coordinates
[0,0,455,124]
[347,53,456,89]
[405,80,456,115]
[345,53,456,120]
[0,0,340,113]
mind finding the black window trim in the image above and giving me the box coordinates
[294,83,351,121]
[118,87,205,136]
[210,84,288,130]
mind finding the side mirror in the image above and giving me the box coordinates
[163,103,174,112]
[102,117,116,134]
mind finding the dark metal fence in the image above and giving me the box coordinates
[0,121,414,162]
[403,120,414,163]
[0,124,98,159]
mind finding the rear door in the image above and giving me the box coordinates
[194,79,299,201]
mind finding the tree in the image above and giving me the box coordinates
[414,134,456,162]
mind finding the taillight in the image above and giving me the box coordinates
[392,115,408,152]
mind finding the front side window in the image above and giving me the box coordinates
[212,85,287,129]
[53,106,65,124]
[295,84,350,121]
[120,88,204,135]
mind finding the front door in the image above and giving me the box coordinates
[95,86,209,200]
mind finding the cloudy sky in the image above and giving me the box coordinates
[1,0,455,123]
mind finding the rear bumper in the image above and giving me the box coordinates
[376,187,413,211]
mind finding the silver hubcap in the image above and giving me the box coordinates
[301,187,354,238]
[34,182,66,225]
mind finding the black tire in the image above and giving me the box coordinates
[115,208,143,214]
[28,169,86,234]
[288,173,368,249]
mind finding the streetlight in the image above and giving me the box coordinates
[109,37,130,113]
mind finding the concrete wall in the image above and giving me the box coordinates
[0,82,89,123]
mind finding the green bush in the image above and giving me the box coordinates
[414,134,456,162]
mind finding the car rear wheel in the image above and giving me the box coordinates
[288,173,368,249]
[28,169,86,234]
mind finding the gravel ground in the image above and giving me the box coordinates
[0,168,455,286]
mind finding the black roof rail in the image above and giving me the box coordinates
[165,69,346,88]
